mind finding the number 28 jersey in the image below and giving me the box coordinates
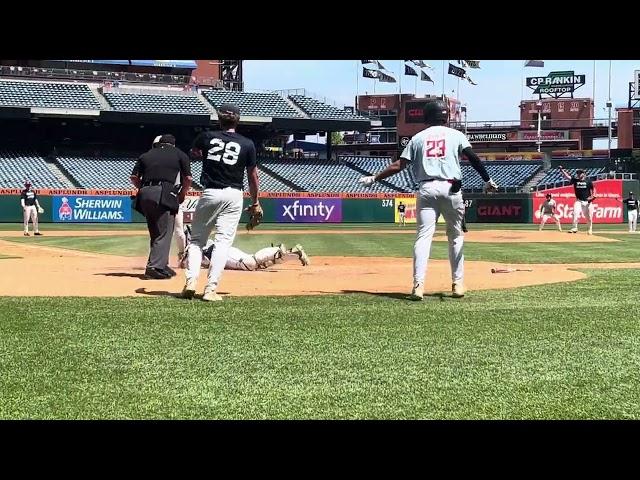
[400,125,471,183]
[192,130,257,190]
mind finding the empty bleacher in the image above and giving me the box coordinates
[536,167,605,188]
[0,151,68,189]
[461,162,542,190]
[259,158,401,193]
[289,95,366,120]
[202,90,304,118]
[0,80,101,110]
[56,155,137,189]
[103,92,210,115]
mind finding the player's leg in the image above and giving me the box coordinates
[173,209,186,263]
[571,200,581,232]
[203,189,244,299]
[554,214,562,231]
[412,184,439,299]
[23,206,30,235]
[539,214,548,231]
[439,185,465,297]
[225,246,258,270]
[583,202,593,234]
[31,207,40,234]
[253,246,283,268]
[184,190,220,296]
[630,210,638,232]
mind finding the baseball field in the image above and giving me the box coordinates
[1,222,639,419]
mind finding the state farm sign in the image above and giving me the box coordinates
[533,179,623,224]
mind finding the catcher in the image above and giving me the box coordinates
[179,225,309,270]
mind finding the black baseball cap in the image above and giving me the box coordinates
[217,103,240,116]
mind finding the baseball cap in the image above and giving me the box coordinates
[217,103,240,116]
[152,135,162,146]
[24,180,31,187]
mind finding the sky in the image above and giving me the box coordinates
[244,60,639,124]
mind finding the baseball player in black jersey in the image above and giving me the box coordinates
[618,191,639,232]
[397,201,406,226]
[559,166,596,234]
[182,103,260,301]
[20,181,43,236]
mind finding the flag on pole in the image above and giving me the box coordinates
[407,59,432,70]
[465,74,477,85]
[524,60,544,67]
[361,60,375,65]
[457,60,468,68]
[465,60,480,69]
[421,71,434,83]
[375,60,387,71]
[363,67,378,79]
[448,63,466,79]
[377,70,397,83]
[404,64,418,76]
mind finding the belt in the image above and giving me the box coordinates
[141,181,166,187]
[420,178,456,184]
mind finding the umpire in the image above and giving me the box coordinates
[130,134,192,279]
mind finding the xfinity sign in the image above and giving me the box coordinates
[526,71,585,99]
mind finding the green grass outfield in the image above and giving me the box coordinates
[1,222,639,419]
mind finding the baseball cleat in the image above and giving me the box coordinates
[202,288,222,302]
[182,278,197,299]
[588,228,593,235]
[452,282,465,298]
[144,267,172,280]
[410,283,424,301]
[569,228,578,234]
[34,232,42,236]
[291,244,310,266]
[23,232,29,236]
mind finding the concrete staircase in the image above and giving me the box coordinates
[89,85,112,111]
[45,160,77,188]
[281,95,309,118]
[522,168,547,191]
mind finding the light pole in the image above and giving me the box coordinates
[536,100,542,153]
[461,105,468,135]
[607,60,613,159]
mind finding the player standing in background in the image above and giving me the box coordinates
[558,166,596,235]
[618,191,639,232]
[182,103,260,301]
[538,193,562,232]
[359,98,498,300]
[20,181,43,236]
[397,201,406,226]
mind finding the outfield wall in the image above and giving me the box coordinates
[1,179,637,224]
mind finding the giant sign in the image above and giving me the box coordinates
[532,180,623,224]
[53,195,132,223]
[475,199,527,223]
[526,71,586,99]
[276,198,342,223]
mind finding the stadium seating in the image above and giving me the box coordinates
[536,167,605,187]
[202,90,304,118]
[103,92,210,115]
[56,155,137,189]
[0,151,68,189]
[289,95,366,120]
[259,158,400,193]
[0,80,101,110]
[461,163,542,190]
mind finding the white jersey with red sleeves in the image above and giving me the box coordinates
[400,125,471,183]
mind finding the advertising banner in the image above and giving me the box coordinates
[275,198,342,223]
[53,196,132,223]
[475,198,528,223]
[532,180,623,224]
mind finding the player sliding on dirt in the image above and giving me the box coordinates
[179,225,309,271]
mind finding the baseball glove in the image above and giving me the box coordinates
[37,206,44,214]
[245,203,263,231]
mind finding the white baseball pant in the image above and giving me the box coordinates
[173,208,186,257]
[185,187,243,291]
[540,213,562,231]
[413,180,464,286]
[572,200,593,231]
[628,210,638,232]
[23,205,39,233]
[225,246,282,271]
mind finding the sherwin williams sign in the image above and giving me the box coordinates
[276,198,342,223]
[53,195,132,222]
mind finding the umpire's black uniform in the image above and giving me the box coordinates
[131,134,191,279]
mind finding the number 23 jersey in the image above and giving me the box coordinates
[400,125,471,183]
[192,130,257,190]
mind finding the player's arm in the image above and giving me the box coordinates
[246,143,260,206]
[130,157,143,189]
[372,158,407,183]
[588,184,596,201]
[20,193,26,209]
[178,151,192,204]
[558,165,572,180]
[189,132,205,160]
[461,147,497,191]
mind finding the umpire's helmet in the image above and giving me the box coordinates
[423,98,449,125]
